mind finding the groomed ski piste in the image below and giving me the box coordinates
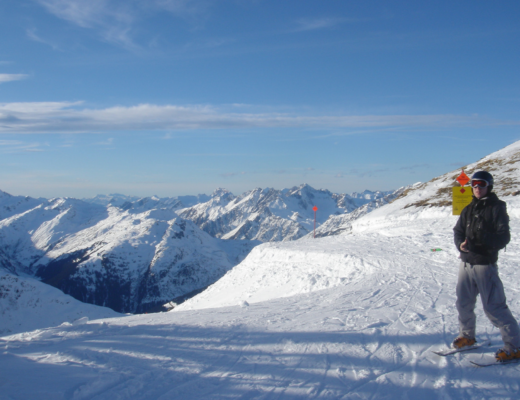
[2,142,520,399]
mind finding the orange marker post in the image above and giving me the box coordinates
[313,205,318,238]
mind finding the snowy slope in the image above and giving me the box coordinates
[349,141,520,233]
[1,234,519,398]
[0,269,119,336]
[176,140,520,310]
[1,142,520,399]
[0,189,45,221]
[0,197,257,313]
[179,184,391,242]
[310,141,520,239]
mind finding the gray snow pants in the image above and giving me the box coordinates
[456,261,520,351]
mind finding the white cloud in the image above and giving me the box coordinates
[292,17,346,32]
[36,0,129,28]
[0,101,511,135]
[35,0,137,48]
[27,28,62,50]
[95,137,114,146]
[0,139,47,153]
[35,0,208,49]
[151,0,205,15]
[0,140,24,146]
[0,74,29,83]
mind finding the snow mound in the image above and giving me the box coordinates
[174,217,456,311]
[0,269,119,336]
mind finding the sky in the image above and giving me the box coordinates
[1,0,519,199]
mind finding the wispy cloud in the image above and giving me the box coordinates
[0,101,514,134]
[0,140,24,146]
[348,167,389,178]
[449,161,470,168]
[34,0,209,50]
[400,164,430,171]
[292,17,346,32]
[0,139,48,153]
[0,74,29,83]
[220,171,246,178]
[35,0,137,49]
[27,28,62,50]
[151,0,208,16]
[95,137,114,146]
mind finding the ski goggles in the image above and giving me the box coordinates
[470,179,489,188]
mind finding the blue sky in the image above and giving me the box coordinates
[1,0,519,199]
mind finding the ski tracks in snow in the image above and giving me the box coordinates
[2,232,520,398]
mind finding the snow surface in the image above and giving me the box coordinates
[1,141,520,398]
[0,269,119,336]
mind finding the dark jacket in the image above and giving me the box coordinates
[453,192,510,264]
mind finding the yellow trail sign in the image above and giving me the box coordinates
[452,187,472,215]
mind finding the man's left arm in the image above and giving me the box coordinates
[482,203,510,250]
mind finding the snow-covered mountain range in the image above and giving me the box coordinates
[0,184,388,314]
[0,189,46,221]
[179,184,393,241]
[2,141,520,399]
[82,192,211,209]
[0,196,257,313]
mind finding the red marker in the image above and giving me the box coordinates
[313,206,318,238]
[457,170,470,187]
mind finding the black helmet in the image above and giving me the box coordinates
[471,170,494,189]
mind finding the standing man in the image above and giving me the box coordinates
[452,170,520,362]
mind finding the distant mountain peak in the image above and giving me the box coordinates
[0,189,13,198]
[212,188,232,197]
[179,184,389,242]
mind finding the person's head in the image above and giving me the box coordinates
[470,170,493,199]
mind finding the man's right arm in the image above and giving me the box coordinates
[453,209,467,251]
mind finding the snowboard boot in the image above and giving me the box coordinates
[452,336,476,349]
[495,347,520,362]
